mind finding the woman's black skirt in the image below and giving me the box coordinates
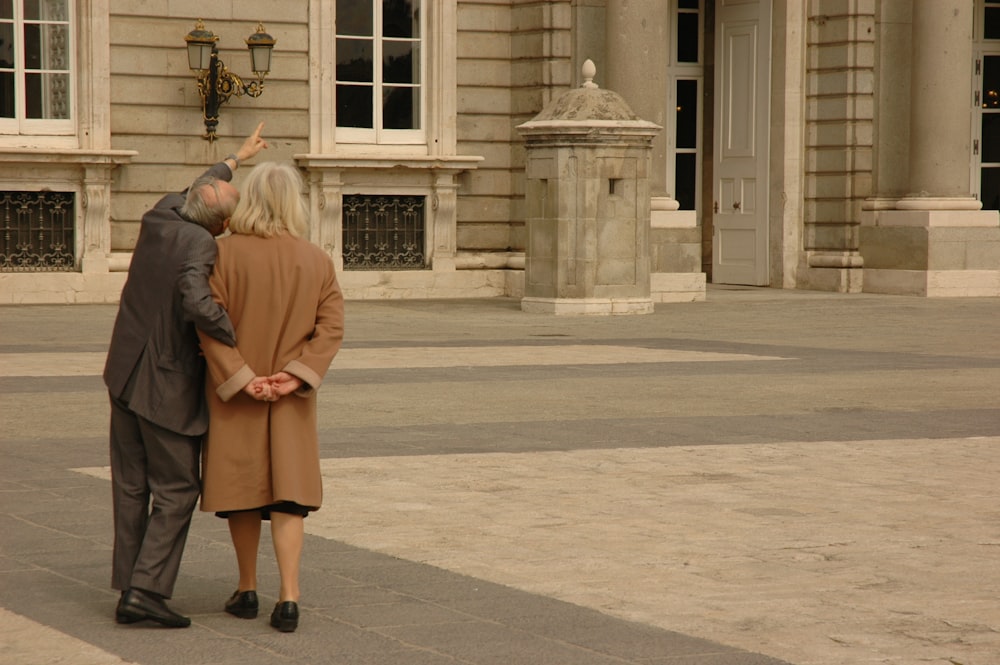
[216,501,312,520]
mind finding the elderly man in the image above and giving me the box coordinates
[103,123,267,627]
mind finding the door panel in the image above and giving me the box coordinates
[713,0,770,285]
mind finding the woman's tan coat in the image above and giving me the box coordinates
[198,232,344,513]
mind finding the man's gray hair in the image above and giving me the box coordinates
[180,176,236,234]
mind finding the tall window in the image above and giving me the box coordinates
[0,0,73,135]
[976,1,1000,209]
[336,0,424,144]
[669,0,703,211]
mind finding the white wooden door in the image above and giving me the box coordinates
[712,0,771,285]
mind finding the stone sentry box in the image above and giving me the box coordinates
[516,61,660,315]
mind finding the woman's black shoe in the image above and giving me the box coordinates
[270,601,299,632]
[224,590,259,619]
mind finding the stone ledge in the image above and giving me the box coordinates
[339,269,521,300]
[521,296,655,315]
[0,148,137,166]
[0,272,127,304]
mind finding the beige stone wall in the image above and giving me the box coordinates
[455,0,573,254]
[106,1,574,258]
[803,2,875,263]
[107,3,310,252]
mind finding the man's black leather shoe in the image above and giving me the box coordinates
[117,588,191,628]
[224,589,259,619]
[270,601,299,632]
[114,592,141,624]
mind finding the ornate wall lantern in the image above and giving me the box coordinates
[184,20,276,142]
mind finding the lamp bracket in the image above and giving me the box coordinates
[185,20,275,142]
[196,48,269,142]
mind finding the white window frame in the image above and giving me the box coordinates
[335,0,426,146]
[0,0,76,138]
[972,0,1000,206]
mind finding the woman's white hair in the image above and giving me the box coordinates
[229,161,309,238]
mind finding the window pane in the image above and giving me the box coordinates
[24,23,68,71]
[675,153,696,210]
[677,12,699,63]
[25,0,69,21]
[337,38,373,82]
[983,113,1000,162]
[0,22,13,68]
[984,56,1000,108]
[337,84,373,128]
[24,22,38,68]
[988,8,1000,40]
[383,85,418,129]
[0,1,12,20]
[384,0,420,39]
[0,71,13,117]
[337,0,373,36]
[383,40,417,84]
[981,167,1000,210]
[678,0,699,9]
[676,79,697,149]
[25,72,69,118]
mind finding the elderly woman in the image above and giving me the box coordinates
[197,161,344,633]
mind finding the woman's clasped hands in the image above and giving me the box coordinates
[243,371,304,402]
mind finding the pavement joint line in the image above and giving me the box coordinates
[0,346,791,377]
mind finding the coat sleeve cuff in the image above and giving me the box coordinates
[283,359,322,397]
[217,364,256,402]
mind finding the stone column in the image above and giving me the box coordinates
[900,0,978,208]
[866,0,911,209]
[605,0,704,302]
[604,0,670,202]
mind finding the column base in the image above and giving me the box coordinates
[796,264,864,294]
[860,208,1000,297]
[80,255,111,273]
[863,269,1000,297]
[651,272,706,302]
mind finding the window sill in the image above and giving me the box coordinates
[0,148,137,166]
[294,153,483,172]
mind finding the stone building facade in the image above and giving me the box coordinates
[1,0,998,304]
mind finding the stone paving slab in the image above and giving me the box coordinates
[3,289,1000,665]
[308,440,1000,665]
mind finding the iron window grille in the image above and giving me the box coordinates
[0,190,75,271]
[342,194,426,270]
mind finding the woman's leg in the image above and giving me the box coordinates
[227,511,262,591]
[270,512,304,601]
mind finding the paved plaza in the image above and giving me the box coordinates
[2,286,999,665]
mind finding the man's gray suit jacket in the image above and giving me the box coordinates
[103,162,236,437]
